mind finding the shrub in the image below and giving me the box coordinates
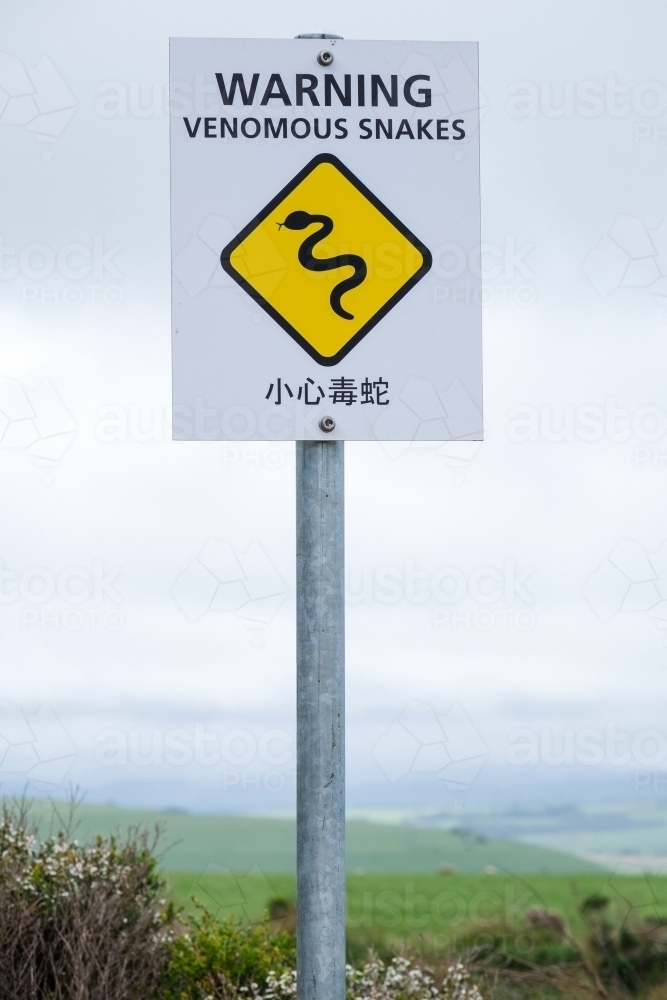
[580,893,609,916]
[162,910,296,1000]
[580,894,667,994]
[240,956,483,1000]
[0,801,173,1000]
[266,897,296,934]
[345,956,483,1000]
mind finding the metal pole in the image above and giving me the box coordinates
[296,439,345,1000]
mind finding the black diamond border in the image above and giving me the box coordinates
[220,152,432,367]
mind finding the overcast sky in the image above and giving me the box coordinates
[1,0,667,814]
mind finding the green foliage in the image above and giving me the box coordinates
[582,898,667,994]
[452,921,578,970]
[267,898,290,920]
[162,911,296,1000]
[165,871,667,996]
[580,893,609,915]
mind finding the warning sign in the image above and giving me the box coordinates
[221,154,432,366]
[170,37,482,441]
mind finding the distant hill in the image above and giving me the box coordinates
[12,800,603,874]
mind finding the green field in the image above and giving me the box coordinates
[12,799,667,977]
[166,870,667,955]
[351,801,667,870]
[17,801,604,874]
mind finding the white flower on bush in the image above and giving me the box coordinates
[248,957,482,1000]
[440,963,483,1000]
[262,970,297,999]
[346,957,482,1000]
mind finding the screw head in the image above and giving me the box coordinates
[318,415,336,433]
[317,49,334,66]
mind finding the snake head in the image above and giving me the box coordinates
[277,211,313,231]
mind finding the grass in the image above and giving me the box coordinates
[166,870,667,956]
[7,800,667,998]
[20,802,603,874]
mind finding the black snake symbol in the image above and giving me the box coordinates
[277,211,367,320]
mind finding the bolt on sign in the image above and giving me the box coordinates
[170,38,482,441]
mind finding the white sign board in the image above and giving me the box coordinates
[170,38,482,441]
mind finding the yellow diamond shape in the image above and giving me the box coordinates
[221,154,432,366]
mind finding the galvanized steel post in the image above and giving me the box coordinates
[296,439,345,1000]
